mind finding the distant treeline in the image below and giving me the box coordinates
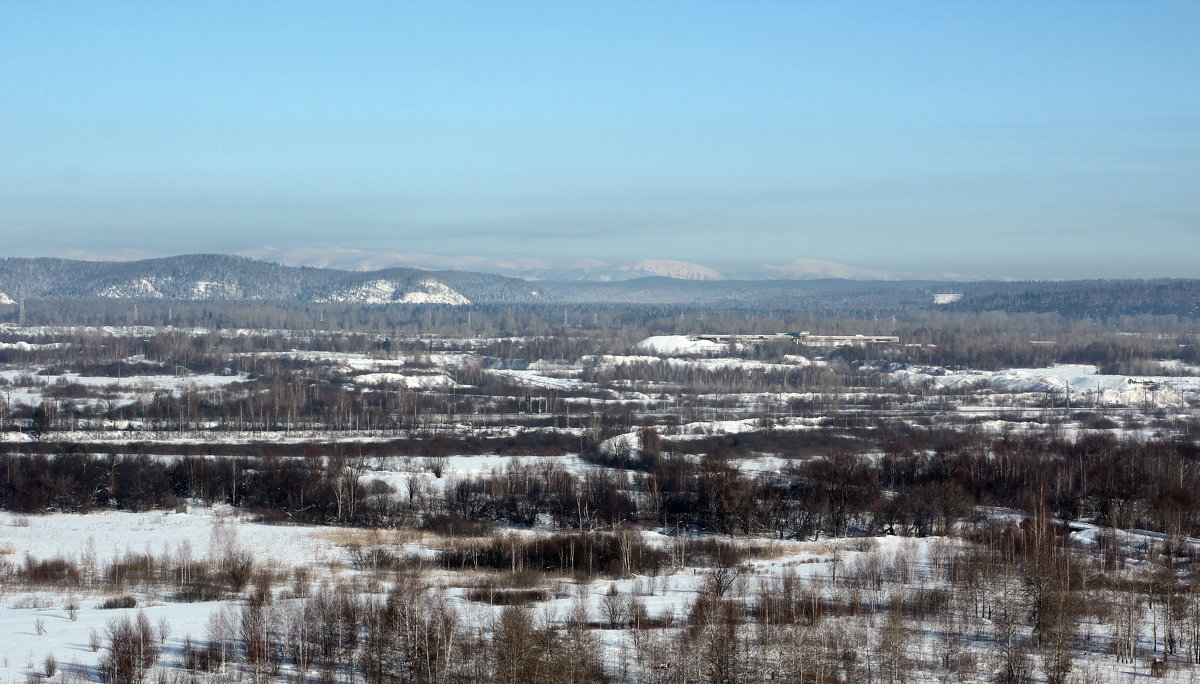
[2,267,1200,323]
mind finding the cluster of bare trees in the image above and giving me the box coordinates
[47,515,1200,684]
[7,428,1200,544]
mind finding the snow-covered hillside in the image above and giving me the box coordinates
[97,278,167,299]
[613,259,725,281]
[316,279,470,305]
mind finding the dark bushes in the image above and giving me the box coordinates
[99,595,137,609]
[23,556,80,585]
[440,531,669,578]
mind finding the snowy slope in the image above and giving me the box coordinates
[614,259,725,281]
[316,279,470,305]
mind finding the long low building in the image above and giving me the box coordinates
[694,332,899,346]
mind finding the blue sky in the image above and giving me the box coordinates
[1,0,1198,278]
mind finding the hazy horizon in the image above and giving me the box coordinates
[2,1,1198,279]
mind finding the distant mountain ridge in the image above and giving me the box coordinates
[0,254,541,306]
[4,255,1197,320]
[234,247,982,282]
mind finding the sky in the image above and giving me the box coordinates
[1,0,1198,279]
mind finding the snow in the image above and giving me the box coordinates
[0,509,341,569]
[0,341,70,351]
[96,279,165,299]
[893,363,1200,407]
[0,509,356,683]
[0,292,14,305]
[316,279,400,304]
[588,354,804,373]
[599,431,642,457]
[394,280,471,305]
[189,281,242,299]
[241,349,474,370]
[0,370,250,408]
[634,335,727,355]
[0,593,229,683]
[351,372,459,389]
[1160,359,1200,375]
[618,259,725,281]
[317,279,470,305]
[490,369,587,390]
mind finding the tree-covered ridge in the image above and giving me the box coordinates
[0,255,540,304]
[1,256,1200,319]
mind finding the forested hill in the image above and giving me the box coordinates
[945,279,1200,320]
[0,255,1196,320]
[0,255,542,305]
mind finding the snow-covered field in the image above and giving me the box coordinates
[0,506,932,684]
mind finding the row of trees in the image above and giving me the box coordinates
[5,430,1200,541]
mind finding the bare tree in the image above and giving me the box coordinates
[98,611,158,684]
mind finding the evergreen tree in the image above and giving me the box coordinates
[29,404,50,439]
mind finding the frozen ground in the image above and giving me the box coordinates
[0,509,343,569]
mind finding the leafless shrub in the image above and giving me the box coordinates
[466,587,549,605]
[43,653,56,678]
[23,555,81,586]
[706,558,742,599]
[34,616,45,635]
[602,584,627,628]
[289,566,311,599]
[98,611,158,684]
[422,455,448,478]
[99,595,137,609]
[346,545,409,572]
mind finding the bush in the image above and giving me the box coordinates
[98,611,158,684]
[422,513,497,536]
[99,595,137,609]
[441,531,669,578]
[23,556,81,585]
[347,546,410,571]
[466,587,549,605]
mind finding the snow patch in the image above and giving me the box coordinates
[318,279,399,303]
[351,372,459,389]
[97,278,166,299]
[190,280,243,299]
[893,363,1200,407]
[635,335,728,355]
[395,280,471,305]
[619,259,725,281]
[0,341,70,351]
[317,279,470,305]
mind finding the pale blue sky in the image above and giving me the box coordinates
[1,0,1198,278]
